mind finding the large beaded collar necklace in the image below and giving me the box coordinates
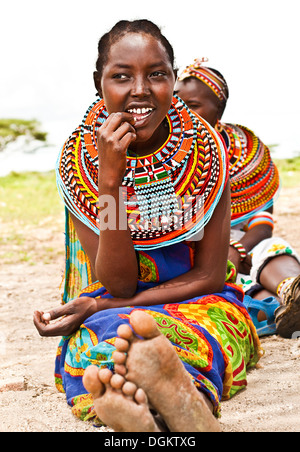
[57,96,227,250]
[219,123,280,226]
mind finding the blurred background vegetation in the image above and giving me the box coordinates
[0,171,64,265]
[274,157,300,188]
[0,118,47,152]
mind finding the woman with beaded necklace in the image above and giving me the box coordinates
[34,21,261,432]
[175,58,300,339]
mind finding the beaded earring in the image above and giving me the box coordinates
[215,119,223,133]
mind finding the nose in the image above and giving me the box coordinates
[131,75,150,97]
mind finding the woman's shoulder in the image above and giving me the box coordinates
[221,122,268,150]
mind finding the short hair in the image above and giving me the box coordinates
[95,19,176,79]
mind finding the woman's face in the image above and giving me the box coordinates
[97,33,176,153]
[175,78,221,127]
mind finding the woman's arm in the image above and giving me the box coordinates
[229,207,273,274]
[239,206,273,253]
[71,112,139,298]
[34,182,231,337]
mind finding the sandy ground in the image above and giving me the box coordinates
[0,186,300,432]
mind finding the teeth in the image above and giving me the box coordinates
[128,107,153,115]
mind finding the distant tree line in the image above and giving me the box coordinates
[0,119,47,152]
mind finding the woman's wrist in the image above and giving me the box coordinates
[229,239,247,261]
[94,296,131,313]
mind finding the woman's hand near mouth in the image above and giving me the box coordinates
[95,110,139,296]
[97,111,137,186]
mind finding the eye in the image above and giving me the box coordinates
[112,73,129,80]
[150,71,166,78]
[188,103,202,109]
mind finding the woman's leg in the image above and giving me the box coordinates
[259,255,300,298]
[258,255,300,337]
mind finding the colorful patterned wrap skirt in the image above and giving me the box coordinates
[55,241,261,422]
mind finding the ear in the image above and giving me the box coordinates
[173,68,178,81]
[93,71,103,98]
[217,100,226,120]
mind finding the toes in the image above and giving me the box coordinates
[134,387,148,405]
[130,311,160,339]
[117,323,133,341]
[122,381,137,397]
[112,350,127,364]
[83,365,104,398]
[114,363,126,376]
[99,368,113,385]
[110,373,125,390]
[115,337,130,352]
[121,381,149,406]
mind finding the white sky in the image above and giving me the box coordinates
[1,0,300,159]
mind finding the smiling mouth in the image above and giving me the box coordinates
[127,107,154,123]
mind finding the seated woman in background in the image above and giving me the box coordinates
[175,58,300,338]
[34,21,261,432]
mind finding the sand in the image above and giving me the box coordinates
[0,186,300,432]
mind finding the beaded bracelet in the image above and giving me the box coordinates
[247,212,274,231]
[229,239,247,261]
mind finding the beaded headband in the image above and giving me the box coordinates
[178,58,228,102]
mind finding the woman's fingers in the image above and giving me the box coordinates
[97,112,136,150]
[43,304,69,321]
[96,111,137,185]
[119,129,136,150]
[33,310,75,337]
[100,112,135,131]
[33,304,70,333]
[113,120,136,142]
[33,311,51,336]
[33,311,46,327]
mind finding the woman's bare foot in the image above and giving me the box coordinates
[83,366,162,432]
[113,310,221,432]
